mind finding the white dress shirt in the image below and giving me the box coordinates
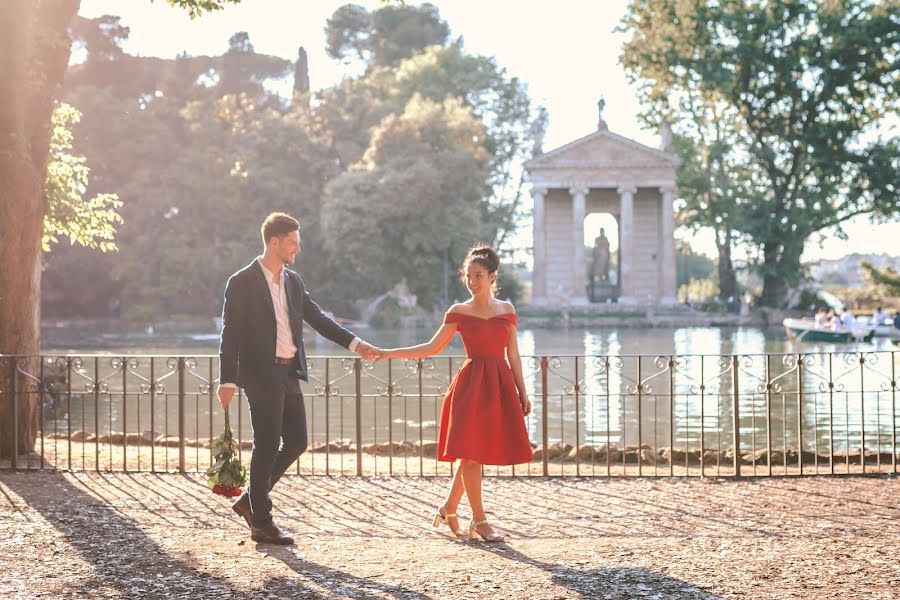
[259,259,299,359]
[220,258,360,389]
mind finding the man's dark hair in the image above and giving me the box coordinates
[261,212,300,245]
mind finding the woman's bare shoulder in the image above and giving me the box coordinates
[495,299,516,315]
[447,302,473,315]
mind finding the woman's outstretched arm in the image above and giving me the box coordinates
[376,323,457,361]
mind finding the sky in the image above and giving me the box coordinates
[77,0,900,262]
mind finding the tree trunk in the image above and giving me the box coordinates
[716,227,736,304]
[0,0,80,459]
[759,238,804,308]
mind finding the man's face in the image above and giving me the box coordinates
[272,230,301,265]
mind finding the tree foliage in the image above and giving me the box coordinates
[43,103,122,253]
[0,0,254,462]
[43,5,537,320]
[157,0,242,19]
[322,95,490,307]
[325,3,450,67]
[860,261,900,297]
[620,0,900,307]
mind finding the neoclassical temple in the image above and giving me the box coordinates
[525,106,680,306]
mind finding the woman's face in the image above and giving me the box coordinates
[466,262,495,297]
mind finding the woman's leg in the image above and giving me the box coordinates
[459,459,485,519]
[439,462,466,532]
[460,458,499,538]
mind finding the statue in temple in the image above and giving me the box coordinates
[592,228,610,283]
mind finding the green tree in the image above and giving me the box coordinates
[296,8,536,310]
[326,3,450,68]
[321,95,490,307]
[675,242,716,289]
[43,103,122,253]
[316,40,535,250]
[670,126,745,303]
[860,261,900,297]
[0,0,241,459]
[42,2,536,325]
[620,0,900,307]
[390,43,535,247]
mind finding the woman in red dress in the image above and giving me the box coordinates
[377,245,533,541]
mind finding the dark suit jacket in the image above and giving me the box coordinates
[219,259,355,386]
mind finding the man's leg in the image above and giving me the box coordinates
[269,379,308,488]
[244,379,286,527]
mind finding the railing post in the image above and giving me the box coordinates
[541,356,549,477]
[122,356,128,472]
[828,353,835,475]
[797,353,804,476]
[37,357,44,470]
[177,357,186,474]
[574,357,580,477]
[66,357,73,471]
[859,353,866,474]
[765,354,773,477]
[9,358,18,472]
[355,358,363,477]
[150,358,156,472]
[732,355,740,478]
[698,357,704,477]
[637,356,643,477]
[668,356,674,477]
[94,357,100,472]
[892,350,897,475]
[418,359,424,477]
[325,359,331,475]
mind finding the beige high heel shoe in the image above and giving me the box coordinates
[432,507,463,537]
[468,519,504,542]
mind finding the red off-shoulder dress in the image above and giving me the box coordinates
[437,312,533,465]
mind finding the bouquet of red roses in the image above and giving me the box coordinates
[206,408,247,498]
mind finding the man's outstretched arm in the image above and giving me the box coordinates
[301,279,381,361]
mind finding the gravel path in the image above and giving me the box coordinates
[1,472,897,599]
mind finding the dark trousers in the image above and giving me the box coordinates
[242,364,308,526]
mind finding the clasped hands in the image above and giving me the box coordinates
[353,340,385,363]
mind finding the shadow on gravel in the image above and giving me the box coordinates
[0,472,409,599]
[263,545,434,600]
[469,542,725,600]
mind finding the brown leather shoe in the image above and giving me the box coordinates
[231,495,252,529]
[250,522,294,545]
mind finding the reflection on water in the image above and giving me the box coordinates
[38,323,900,458]
[41,320,900,356]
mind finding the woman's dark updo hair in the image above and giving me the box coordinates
[460,244,501,295]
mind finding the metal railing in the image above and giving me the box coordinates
[1,351,897,476]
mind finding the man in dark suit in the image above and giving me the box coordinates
[217,212,379,544]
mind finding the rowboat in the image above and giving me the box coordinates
[871,322,900,340]
[783,318,876,343]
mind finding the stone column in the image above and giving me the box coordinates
[531,187,548,303]
[617,184,637,304]
[659,185,678,305]
[569,185,589,304]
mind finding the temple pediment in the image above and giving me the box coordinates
[525,128,679,171]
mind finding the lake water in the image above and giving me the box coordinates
[35,322,900,461]
[39,319,900,356]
